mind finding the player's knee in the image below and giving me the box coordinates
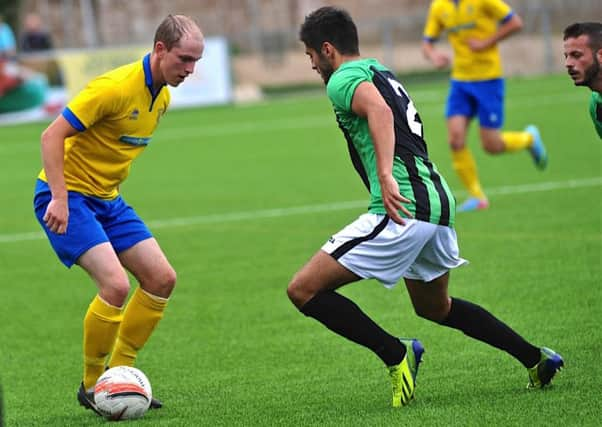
[286,275,312,309]
[138,266,177,299]
[448,134,465,151]
[481,141,503,154]
[413,301,450,323]
[100,274,131,306]
[480,132,504,154]
[286,278,302,307]
[155,267,177,297]
[165,267,177,288]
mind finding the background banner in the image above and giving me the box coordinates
[0,36,232,126]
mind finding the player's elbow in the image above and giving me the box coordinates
[510,14,523,33]
[421,41,433,59]
[40,127,53,147]
[41,124,65,150]
[40,128,61,157]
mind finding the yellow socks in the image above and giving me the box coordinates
[83,295,123,390]
[451,147,486,199]
[108,287,168,368]
[451,132,533,203]
[82,289,168,389]
[501,131,533,152]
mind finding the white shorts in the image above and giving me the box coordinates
[321,213,468,287]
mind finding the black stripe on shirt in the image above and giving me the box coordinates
[331,215,390,260]
[424,159,451,226]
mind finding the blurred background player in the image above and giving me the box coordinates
[563,22,602,139]
[20,12,53,52]
[0,14,16,59]
[288,5,563,409]
[33,14,204,415]
[0,13,47,114]
[421,0,548,212]
[0,13,18,98]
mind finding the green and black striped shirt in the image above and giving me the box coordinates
[326,58,456,226]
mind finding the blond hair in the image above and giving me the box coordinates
[154,15,202,51]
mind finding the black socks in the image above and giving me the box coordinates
[440,297,541,368]
[300,293,540,369]
[301,290,405,366]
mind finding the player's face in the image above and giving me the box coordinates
[159,35,204,87]
[564,35,600,88]
[305,47,334,85]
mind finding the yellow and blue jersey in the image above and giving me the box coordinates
[423,0,514,81]
[38,54,170,199]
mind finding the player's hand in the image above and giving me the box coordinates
[467,38,490,52]
[380,175,413,225]
[43,197,69,234]
[431,52,451,69]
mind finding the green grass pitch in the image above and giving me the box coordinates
[0,74,600,426]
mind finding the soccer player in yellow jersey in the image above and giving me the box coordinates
[422,0,548,212]
[33,15,204,415]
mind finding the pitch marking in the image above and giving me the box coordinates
[1,177,600,243]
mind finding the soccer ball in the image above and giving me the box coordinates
[94,366,152,421]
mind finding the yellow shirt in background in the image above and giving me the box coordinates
[423,0,513,81]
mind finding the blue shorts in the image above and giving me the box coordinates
[33,180,153,267]
[446,79,505,129]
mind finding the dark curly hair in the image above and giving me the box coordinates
[299,6,359,55]
[563,22,602,52]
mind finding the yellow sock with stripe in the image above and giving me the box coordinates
[83,295,123,390]
[108,287,168,368]
[501,131,533,152]
[451,147,486,199]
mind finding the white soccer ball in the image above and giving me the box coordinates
[94,366,152,421]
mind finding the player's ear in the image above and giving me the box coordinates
[596,47,602,64]
[154,41,168,57]
[321,42,335,59]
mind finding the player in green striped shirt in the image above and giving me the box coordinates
[563,22,602,139]
[287,6,563,408]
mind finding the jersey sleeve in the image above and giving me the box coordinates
[326,65,372,112]
[590,92,602,139]
[483,0,513,22]
[62,76,121,131]
[423,2,443,42]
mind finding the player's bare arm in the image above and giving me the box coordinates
[40,115,78,234]
[468,14,523,52]
[351,81,413,225]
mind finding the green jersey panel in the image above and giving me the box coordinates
[589,91,602,139]
[326,58,456,226]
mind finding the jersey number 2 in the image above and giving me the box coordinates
[387,78,423,138]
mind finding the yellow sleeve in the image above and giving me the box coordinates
[65,76,121,130]
[423,2,443,41]
[482,0,513,21]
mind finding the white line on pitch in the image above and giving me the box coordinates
[157,92,585,139]
[1,177,600,244]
